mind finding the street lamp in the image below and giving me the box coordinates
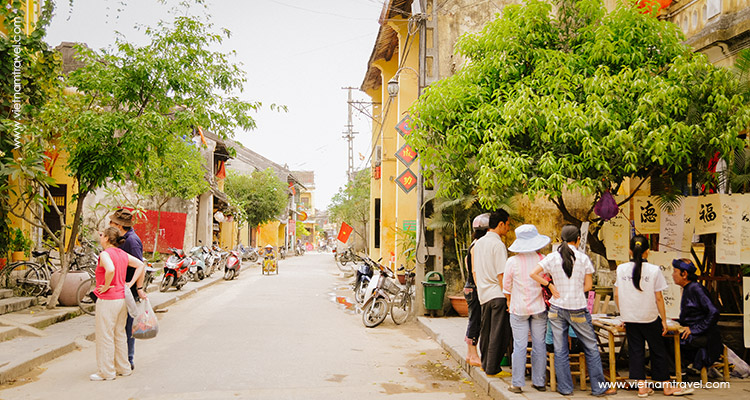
[386,66,419,98]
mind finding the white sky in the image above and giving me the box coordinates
[45,0,383,209]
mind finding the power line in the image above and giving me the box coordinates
[265,0,373,20]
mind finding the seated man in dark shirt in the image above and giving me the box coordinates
[671,259,722,372]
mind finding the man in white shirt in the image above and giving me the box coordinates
[473,209,511,376]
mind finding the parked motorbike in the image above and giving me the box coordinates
[236,244,259,262]
[223,248,241,280]
[295,243,305,256]
[352,259,374,304]
[160,248,191,292]
[361,257,410,328]
[143,263,158,292]
[188,243,209,282]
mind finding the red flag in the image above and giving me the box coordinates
[288,182,296,195]
[337,222,353,243]
[216,160,226,179]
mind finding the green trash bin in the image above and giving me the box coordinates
[422,271,446,311]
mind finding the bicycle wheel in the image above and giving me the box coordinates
[390,290,413,325]
[76,277,97,316]
[3,262,47,297]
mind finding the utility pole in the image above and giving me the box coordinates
[342,87,358,182]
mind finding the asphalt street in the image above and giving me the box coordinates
[0,253,489,400]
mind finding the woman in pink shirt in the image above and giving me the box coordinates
[503,225,550,393]
[90,227,144,381]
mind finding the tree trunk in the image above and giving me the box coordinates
[153,199,167,259]
[47,188,89,309]
[552,195,609,263]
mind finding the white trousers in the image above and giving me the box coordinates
[95,298,130,378]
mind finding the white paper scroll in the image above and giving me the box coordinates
[681,197,698,255]
[659,200,686,255]
[603,196,630,262]
[717,194,742,265]
[634,196,660,234]
[649,251,682,319]
[695,194,722,234]
[744,277,750,348]
[741,194,750,264]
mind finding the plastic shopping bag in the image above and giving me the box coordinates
[132,298,159,339]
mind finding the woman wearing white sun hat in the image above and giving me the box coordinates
[503,224,550,393]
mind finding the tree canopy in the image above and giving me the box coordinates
[327,169,370,243]
[224,169,288,229]
[408,0,750,256]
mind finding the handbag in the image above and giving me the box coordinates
[132,298,159,339]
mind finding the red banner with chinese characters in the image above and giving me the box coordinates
[337,222,354,243]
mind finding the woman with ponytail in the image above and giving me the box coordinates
[531,224,615,396]
[615,236,693,396]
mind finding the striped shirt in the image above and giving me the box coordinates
[503,252,546,316]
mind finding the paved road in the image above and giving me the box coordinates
[0,253,489,400]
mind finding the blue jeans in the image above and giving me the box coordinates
[125,314,135,366]
[548,306,607,395]
[510,312,547,388]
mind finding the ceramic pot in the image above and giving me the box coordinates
[448,295,469,317]
[50,270,90,306]
[11,251,25,262]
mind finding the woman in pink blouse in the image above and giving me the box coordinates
[503,225,550,393]
[90,227,144,381]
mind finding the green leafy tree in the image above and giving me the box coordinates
[327,169,370,245]
[0,1,61,259]
[296,221,310,238]
[8,6,260,308]
[409,0,749,258]
[137,137,209,257]
[224,169,288,243]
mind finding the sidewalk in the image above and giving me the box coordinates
[417,316,750,399]
[0,271,226,385]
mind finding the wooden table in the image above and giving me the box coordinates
[592,317,683,383]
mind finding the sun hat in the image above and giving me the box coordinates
[472,213,490,230]
[109,208,134,227]
[672,258,697,275]
[508,224,550,253]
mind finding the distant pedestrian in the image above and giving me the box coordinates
[473,209,512,376]
[109,209,147,371]
[91,227,145,381]
[503,224,550,393]
[463,213,489,367]
[530,224,616,396]
[614,235,693,396]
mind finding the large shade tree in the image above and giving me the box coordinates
[408,0,750,258]
[7,5,261,307]
[224,169,288,245]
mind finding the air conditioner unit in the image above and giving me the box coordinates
[373,145,382,167]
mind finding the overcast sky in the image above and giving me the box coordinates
[45,0,384,209]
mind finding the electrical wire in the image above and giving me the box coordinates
[265,0,373,21]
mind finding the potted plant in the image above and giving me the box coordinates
[9,228,33,262]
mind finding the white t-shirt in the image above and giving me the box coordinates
[538,244,595,310]
[473,231,507,304]
[614,261,668,323]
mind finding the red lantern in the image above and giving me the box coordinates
[373,166,381,180]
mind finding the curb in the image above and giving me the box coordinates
[0,276,224,385]
[417,317,512,400]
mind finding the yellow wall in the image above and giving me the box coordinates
[365,16,421,271]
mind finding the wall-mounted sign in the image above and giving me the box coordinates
[298,211,308,222]
[395,143,418,166]
[395,169,418,193]
[403,220,417,232]
[395,115,413,137]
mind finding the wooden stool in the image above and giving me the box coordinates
[546,352,587,391]
[700,345,730,384]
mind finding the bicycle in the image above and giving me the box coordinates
[390,265,416,325]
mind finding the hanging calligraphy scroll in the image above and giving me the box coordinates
[681,197,698,255]
[717,194,742,265]
[659,201,686,255]
[694,194,721,234]
[634,196,660,234]
[603,195,630,262]
[649,251,682,319]
[741,193,750,264]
